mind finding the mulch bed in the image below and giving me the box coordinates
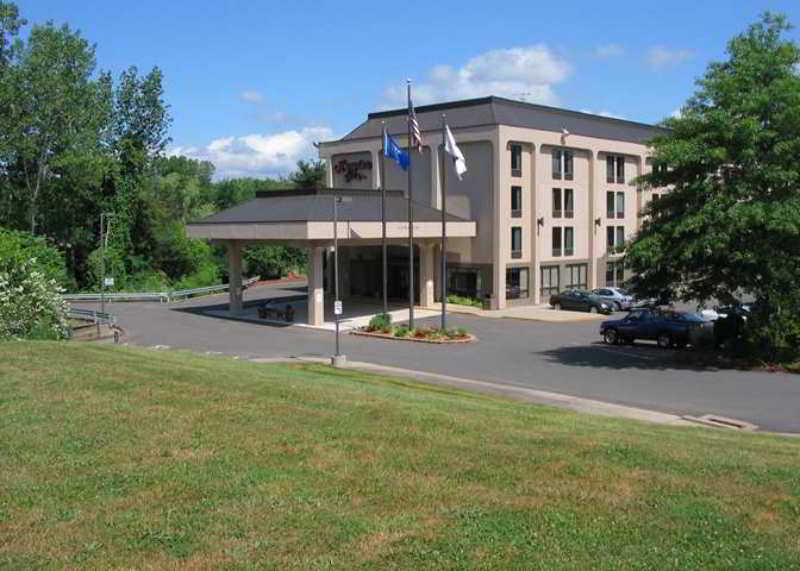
[351,330,476,344]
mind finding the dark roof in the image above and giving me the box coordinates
[330,95,666,145]
[189,189,469,225]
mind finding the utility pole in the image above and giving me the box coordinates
[99,212,114,334]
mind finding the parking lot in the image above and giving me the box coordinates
[80,284,800,434]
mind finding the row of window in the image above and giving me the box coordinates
[511,187,628,220]
[509,145,627,184]
[511,226,578,259]
[508,262,623,300]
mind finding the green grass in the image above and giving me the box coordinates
[1,342,799,569]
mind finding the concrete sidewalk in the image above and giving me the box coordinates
[426,302,609,323]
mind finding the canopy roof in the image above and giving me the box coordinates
[187,189,476,243]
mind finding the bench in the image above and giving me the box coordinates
[257,301,295,322]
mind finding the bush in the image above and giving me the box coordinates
[394,325,410,338]
[244,245,307,280]
[446,294,483,308]
[367,312,392,332]
[0,257,70,341]
[0,227,68,287]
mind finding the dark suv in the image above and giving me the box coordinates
[600,308,706,348]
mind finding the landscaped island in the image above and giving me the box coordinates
[353,313,475,343]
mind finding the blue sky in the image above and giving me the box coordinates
[18,0,800,179]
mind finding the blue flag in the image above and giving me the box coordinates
[383,129,409,171]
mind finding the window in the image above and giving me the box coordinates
[552,149,574,180]
[511,144,522,177]
[511,186,522,218]
[607,225,625,254]
[652,162,667,175]
[563,151,573,181]
[565,264,588,289]
[607,191,625,219]
[511,227,522,258]
[564,188,574,218]
[606,261,625,287]
[552,227,562,257]
[606,155,625,183]
[652,193,660,202]
[448,268,481,298]
[564,227,574,256]
[552,188,562,218]
[540,265,560,298]
[506,267,529,299]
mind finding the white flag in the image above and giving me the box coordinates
[443,124,467,180]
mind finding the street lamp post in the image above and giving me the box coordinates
[331,192,349,367]
[99,212,114,335]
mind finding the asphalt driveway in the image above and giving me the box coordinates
[78,283,800,433]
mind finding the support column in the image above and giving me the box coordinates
[308,246,324,326]
[420,243,435,308]
[227,240,243,313]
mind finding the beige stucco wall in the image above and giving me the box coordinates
[320,117,663,308]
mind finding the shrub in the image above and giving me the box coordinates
[394,325,410,337]
[0,257,70,341]
[368,312,392,332]
[0,227,68,287]
[446,294,483,308]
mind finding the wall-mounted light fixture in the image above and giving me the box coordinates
[594,217,602,227]
[536,216,545,236]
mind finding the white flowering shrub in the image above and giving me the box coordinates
[0,257,70,340]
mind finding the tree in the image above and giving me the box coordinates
[290,159,326,189]
[627,13,800,360]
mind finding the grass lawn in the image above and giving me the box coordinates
[1,343,799,569]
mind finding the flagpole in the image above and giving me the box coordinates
[440,114,447,330]
[380,122,388,315]
[406,79,415,329]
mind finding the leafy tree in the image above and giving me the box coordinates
[290,159,326,189]
[627,13,800,360]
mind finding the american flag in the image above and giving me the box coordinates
[408,100,424,152]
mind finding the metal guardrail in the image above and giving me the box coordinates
[68,308,117,326]
[63,277,259,304]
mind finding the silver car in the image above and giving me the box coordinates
[591,287,634,311]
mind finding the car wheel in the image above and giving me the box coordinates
[589,306,598,313]
[553,302,561,311]
[657,332,673,349]
[613,301,622,312]
[604,329,619,345]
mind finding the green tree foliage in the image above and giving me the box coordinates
[0,227,70,339]
[290,159,327,189]
[627,13,800,361]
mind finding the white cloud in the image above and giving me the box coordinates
[383,45,571,106]
[646,46,692,69]
[169,126,333,179]
[579,108,626,120]
[595,44,624,58]
[240,90,265,104]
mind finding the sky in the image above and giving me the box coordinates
[17,0,800,179]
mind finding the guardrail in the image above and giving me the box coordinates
[68,308,117,326]
[63,277,259,304]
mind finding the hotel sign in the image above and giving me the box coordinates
[333,158,372,183]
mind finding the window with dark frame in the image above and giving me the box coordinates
[552,188,562,218]
[511,226,522,258]
[511,144,522,177]
[565,263,587,289]
[606,155,615,183]
[616,191,625,218]
[606,191,615,218]
[563,151,573,181]
[511,186,522,218]
[540,265,560,298]
[606,261,625,287]
[607,225,625,254]
[564,227,574,256]
[552,227,562,257]
[616,226,625,251]
[564,188,574,218]
[506,267,529,299]
[552,149,562,180]
[616,156,625,183]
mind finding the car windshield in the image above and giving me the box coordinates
[614,288,629,295]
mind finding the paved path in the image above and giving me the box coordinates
[81,283,800,434]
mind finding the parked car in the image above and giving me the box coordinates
[550,290,613,314]
[599,308,706,348]
[591,287,634,311]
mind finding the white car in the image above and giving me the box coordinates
[591,287,634,311]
